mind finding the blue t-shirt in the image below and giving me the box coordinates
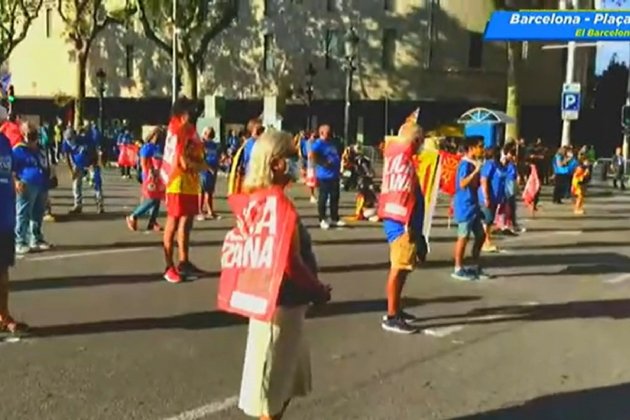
[0,134,15,233]
[478,159,505,206]
[242,137,255,173]
[383,189,424,243]
[62,138,91,169]
[567,157,578,174]
[88,126,102,149]
[116,131,133,146]
[453,159,480,223]
[553,154,569,175]
[311,139,341,181]
[138,143,162,182]
[204,141,220,169]
[12,145,48,187]
[299,138,309,159]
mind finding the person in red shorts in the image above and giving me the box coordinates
[160,98,209,283]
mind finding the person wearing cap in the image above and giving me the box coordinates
[62,126,104,214]
[378,122,425,334]
[12,123,53,254]
[0,106,28,333]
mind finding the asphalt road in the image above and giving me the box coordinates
[3,169,630,420]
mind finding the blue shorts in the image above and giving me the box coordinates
[480,206,495,225]
[456,216,484,240]
[201,172,216,193]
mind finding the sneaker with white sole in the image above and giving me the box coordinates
[15,244,30,255]
[31,242,52,251]
[309,196,317,204]
[195,214,205,222]
[320,220,330,230]
[332,219,346,228]
[381,317,418,334]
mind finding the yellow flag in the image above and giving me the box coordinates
[227,144,246,195]
[416,149,441,252]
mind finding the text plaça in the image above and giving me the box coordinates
[382,154,413,193]
[509,12,630,27]
[221,196,278,270]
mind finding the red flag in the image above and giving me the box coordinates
[439,151,461,195]
[117,144,139,167]
[217,187,298,321]
[522,164,540,206]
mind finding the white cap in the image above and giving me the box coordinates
[0,106,7,121]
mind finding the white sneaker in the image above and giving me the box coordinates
[332,220,346,228]
[320,220,330,230]
[195,214,205,222]
[309,196,317,204]
[15,245,30,255]
[32,242,52,251]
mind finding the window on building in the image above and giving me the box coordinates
[263,34,274,71]
[382,29,397,70]
[125,45,134,78]
[45,7,53,38]
[468,31,483,68]
[384,0,395,11]
[324,29,342,69]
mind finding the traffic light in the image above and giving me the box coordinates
[7,85,14,103]
[623,104,630,130]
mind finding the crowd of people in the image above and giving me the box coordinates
[0,97,626,420]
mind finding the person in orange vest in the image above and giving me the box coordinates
[378,122,425,334]
[571,153,590,215]
[160,98,209,283]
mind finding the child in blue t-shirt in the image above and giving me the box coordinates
[452,136,487,281]
[198,128,221,220]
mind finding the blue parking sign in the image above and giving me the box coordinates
[561,83,581,121]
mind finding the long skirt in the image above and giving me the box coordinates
[238,305,312,418]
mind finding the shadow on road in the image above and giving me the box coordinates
[454,382,630,420]
[32,295,481,338]
[419,298,630,330]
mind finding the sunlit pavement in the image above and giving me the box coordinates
[2,169,630,420]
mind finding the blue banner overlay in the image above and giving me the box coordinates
[484,11,630,41]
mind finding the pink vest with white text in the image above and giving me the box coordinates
[377,140,417,224]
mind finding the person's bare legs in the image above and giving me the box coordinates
[386,268,409,317]
[163,216,178,268]
[0,267,9,318]
[260,400,291,420]
[177,216,193,264]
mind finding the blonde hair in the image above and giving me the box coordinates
[243,129,295,191]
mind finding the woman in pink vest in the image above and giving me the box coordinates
[125,128,165,232]
[378,122,425,334]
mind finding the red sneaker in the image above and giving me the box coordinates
[126,216,138,231]
[163,266,182,284]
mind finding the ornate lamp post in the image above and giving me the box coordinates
[343,26,359,147]
[304,62,316,131]
[95,68,107,131]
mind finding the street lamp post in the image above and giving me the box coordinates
[305,62,316,131]
[343,26,359,147]
[96,68,106,132]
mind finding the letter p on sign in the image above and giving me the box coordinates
[561,82,581,121]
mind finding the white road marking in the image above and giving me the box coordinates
[161,396,238,420]
[604,273,630,284]
[423,325,464,337]
[26,247,152,262]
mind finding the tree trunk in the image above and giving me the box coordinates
[181,59,198,101]
[74,52,88,129]
[505,41,520,142]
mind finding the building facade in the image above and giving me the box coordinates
[8,0,566,106]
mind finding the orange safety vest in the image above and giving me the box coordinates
[377,139,417,224]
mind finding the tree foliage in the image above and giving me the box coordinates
[0,0,43,65]
[56,0,122,126]
[136,0,238,98]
